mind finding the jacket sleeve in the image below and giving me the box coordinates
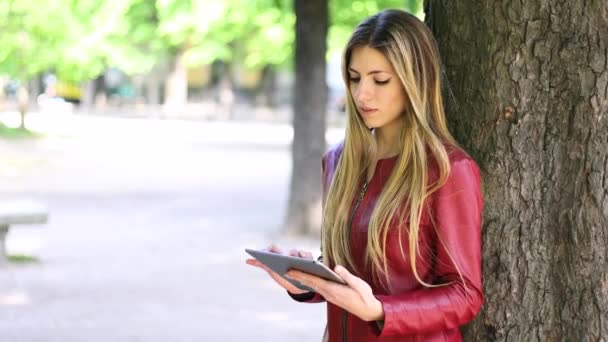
[287,150,333,304]
[374,157,484,336]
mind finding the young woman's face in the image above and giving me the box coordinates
[348,45,407,130]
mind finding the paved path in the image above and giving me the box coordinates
[0,114,344,341]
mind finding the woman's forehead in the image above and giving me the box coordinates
[348,46,394,74]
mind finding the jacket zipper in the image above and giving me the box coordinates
[348,180,369,227]
[343,180,369,342]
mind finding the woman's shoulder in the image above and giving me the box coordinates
[321,140,346,176]
[445,144,476,166]
[323,140,345,163]
[428,144,481,182]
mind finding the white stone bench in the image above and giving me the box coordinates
[0,199,48,265]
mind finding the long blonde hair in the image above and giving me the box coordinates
[322,9,460,290]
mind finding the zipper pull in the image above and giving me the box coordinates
[358,181,369,200]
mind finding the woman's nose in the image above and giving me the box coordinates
[354,80,373,103]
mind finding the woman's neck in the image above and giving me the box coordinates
[374,120,403,159]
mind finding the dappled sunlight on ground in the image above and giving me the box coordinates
[0,114,335,341]
[0,290,31,307]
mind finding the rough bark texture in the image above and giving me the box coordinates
[285,0,328,235]
[426,1,608,340]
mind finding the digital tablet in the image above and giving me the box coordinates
[245,248,346,292]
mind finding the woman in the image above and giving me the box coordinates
[246,9,483,341]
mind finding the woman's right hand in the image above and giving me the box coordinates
[245,245,314,295]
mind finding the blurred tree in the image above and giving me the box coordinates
[65,0,159,108]
[404,0,423,16]
[0,0,157,113]
[0,0,71,126]
[0,0,422,114]
[285,0,328,236]
[53,0,155,82]
[152,0,294,114]
[119,0,173,106]
[328,0,421,56]
[426,0,608,340]
[0,1,64,80]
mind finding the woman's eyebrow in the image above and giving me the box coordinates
[348,67,389,75]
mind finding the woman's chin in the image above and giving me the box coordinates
[362,120,381,129]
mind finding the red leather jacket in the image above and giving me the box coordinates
[291,142,484,341]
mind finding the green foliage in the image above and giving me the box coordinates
[328,0,422,57]
[154,0,294,69]
[0,0,423,84]
[8,253,40,264]
[0,0,67,78]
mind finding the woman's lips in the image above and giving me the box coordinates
[359,107,378,115]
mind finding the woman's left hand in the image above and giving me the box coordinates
[286,265,384,322]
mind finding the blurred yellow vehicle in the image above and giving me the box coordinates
[55,81,82,103]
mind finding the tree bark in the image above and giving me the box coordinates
[426,1,608,340]
[285,0,328,235]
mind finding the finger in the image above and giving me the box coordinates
[246,260,275,275]
[334,265,370,296]
[286,271,327,292]
[298,250,313,259]
[251,261,271,272]
[266,245,283,254]
[246,259,264,268]
[288,249,300,257]
[285,269,310,279]
[245,259,259,266]
[245,258,307,294]
[260,266,305,294]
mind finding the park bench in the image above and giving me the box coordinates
[0,199,48,265]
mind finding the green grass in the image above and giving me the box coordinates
[0,123,43,139]
[7,254,40,264]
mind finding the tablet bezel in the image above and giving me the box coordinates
[245,248,346,292]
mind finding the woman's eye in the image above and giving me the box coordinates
[349,77,360,83]
[375,79,390,85]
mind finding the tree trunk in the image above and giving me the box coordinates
[17,85,28,130]
[82,74,104,110]
[93,74,107,110]
[163,49,188,115]
[285,0,328,235]
[144,60,169,106]
[217,62,235,120]
[146,71,162,106]
[0,78,5,112]
[426,1,608,340]
[28,75,42,105]
[259,65,277,108]
[82,80,95,110]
